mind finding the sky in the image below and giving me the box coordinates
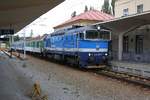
[17,0,104,37]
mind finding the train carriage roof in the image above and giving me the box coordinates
[50,24,111,37]
[26,34,48,41]
[94,11,150,35]
[50,29,66,36]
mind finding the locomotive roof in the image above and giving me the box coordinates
[67,26,97,33]
[50,26,98,36]
[50,28,66,36]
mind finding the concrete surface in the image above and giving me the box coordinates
[0,51,31,100]
[0,51,150,100]
[111,60,150,77]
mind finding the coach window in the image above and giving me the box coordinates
[37,41,40,48]
[29,42,31,47]
[33,42,35,47]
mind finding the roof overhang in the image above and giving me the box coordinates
[54,19,101,29]
[0,0,64,35]
[0,38,9,41]
[94,11,150,35]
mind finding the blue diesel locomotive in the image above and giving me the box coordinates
[44,26,111,68]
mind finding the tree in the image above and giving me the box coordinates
[84,5,88,12]
[71,11,76,18]
[102,0,111,14]
[30,29,33,37]
[90,6,94,10]
[111,0,116,15]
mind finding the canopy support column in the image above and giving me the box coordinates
[118,34,123,61]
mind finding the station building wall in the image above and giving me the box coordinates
[111,25,150,63]
[115,0,150,17]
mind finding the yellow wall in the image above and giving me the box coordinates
[115,0,150,17]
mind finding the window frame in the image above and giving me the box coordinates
[137,4,143,13]
[123,8,129,16]
[135,35,144,54]
[123,36,129,53]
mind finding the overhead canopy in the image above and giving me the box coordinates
[94,11,150,35]
[0,38,9,41]
[0,0,64,34]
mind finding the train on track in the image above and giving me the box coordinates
[11,26,111,68]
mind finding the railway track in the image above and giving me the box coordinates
[1,50,13,58]
[1,50,23,60]
[2,50,150,88]
[92,68,150,88]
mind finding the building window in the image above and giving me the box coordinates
[123,36,129,53]
[135,35,143,54]
[137,4,143,13]
[123,8,129,16]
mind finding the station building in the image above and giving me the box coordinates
[108,0,150,77]
[115,0,150,17]
[54,10,114,31]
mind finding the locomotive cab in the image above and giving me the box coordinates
[77,29,111,68]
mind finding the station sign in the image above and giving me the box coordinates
[0,29,14,35]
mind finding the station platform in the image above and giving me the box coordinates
[110,60,150,78]
[0,51,30,100]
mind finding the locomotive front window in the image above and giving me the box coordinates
[85,30,99,39]
[85,30,110,40]
[99,31,110,40]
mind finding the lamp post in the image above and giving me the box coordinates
[23,27,26,59]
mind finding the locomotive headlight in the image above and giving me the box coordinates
[105,53,108,56]
[88,53,91,56]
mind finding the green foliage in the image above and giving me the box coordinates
[90,6,94,10]
[71,11,76,18]
[84,5,88,12]
[111,0,116,15]
[102,0,111,14]
[30,29,33,37]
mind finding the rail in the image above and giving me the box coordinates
[1,50,24,60]
[93,68,150,88]
[3,50,150,88]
